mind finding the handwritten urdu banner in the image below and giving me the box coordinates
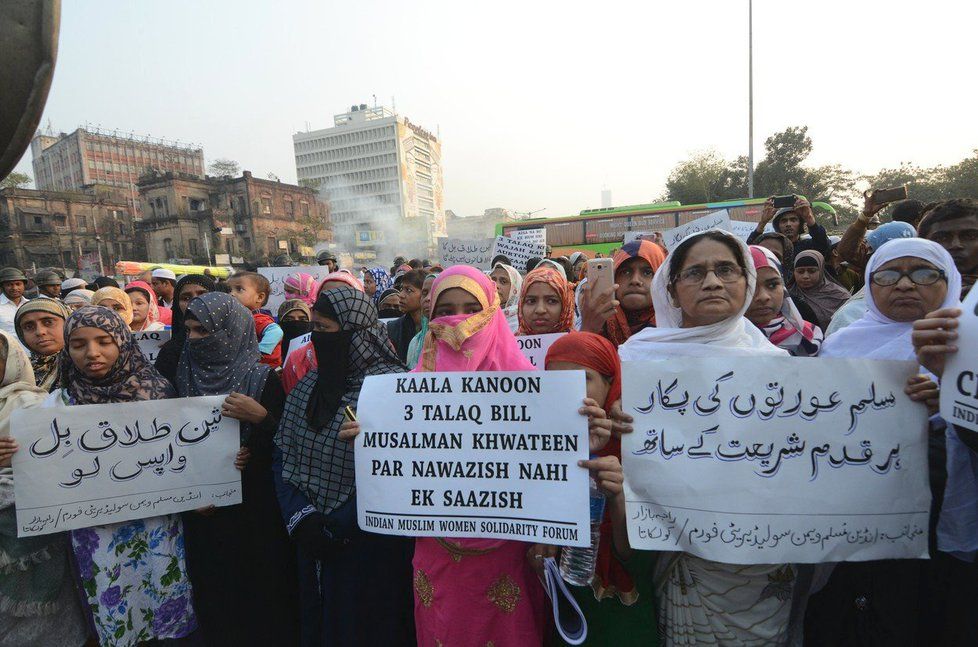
[622,357,930,564]
[11,396,242,537]
[258,265,335,315]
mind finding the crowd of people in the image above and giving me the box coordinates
[0,193,976,646]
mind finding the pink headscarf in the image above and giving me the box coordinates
[124,280,163,330]
[414,265,534,373]
[315,271,364,297]
[284,272,318,306]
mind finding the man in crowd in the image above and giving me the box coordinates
[0,267,29,335]
[151,268,177,308]
[837,197,926,272]
[748,196,831,257]
[316,250,338,271]
[33,269,63,299]
[918,198,978,295]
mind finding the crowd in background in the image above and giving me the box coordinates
[0,193,977,646]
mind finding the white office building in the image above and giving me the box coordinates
[293,104,445,262]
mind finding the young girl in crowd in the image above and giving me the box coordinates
[91,286,134,327]
[789,250,851,330]
[283,272,318,307]
[275,287,414,646]
[543,332,658,646]
[364,266,394,305]
[13,299,71,391]
[405,272,437,369]
[176,293,298,646]
[154,273,216,384]
[47,306,198,646]
[517,266,576,335]
[0,329,88,647]
[387,269,426,363]
[580,239,666,347]
[490,262,523,332]
[123,280,166,332]
[747,245,823,356]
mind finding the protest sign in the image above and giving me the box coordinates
[516,333,566,368]
[491,236,547,271]
[11,396,242,537]
[661,210,731,250]
[513,228,547,247]
[728,220,775,240]
[941,286,978,431]
[621,357,929,564]
[133,329,171,363]
[355,371,591,546]
[258,265,334,315]
[286,331,311,360]
[438,237,494,270]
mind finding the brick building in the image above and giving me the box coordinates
[135,171,331,265]
[0,186,135,274]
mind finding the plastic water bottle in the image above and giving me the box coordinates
[560,477,606,586]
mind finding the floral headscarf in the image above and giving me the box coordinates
[516,267,575,335]
[60,306,174,404]
[365,267,394,305]
[284,272,318,307]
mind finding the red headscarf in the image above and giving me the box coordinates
[124,280,165,330]
[603,240,666,347]
[516,267,575,335]
[545,332,635,604]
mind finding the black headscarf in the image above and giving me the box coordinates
[87,276,120,291]
[154,274,215,384]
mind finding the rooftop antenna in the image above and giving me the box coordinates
[372,94,377,108]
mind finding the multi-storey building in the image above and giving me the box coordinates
[293,104,445,262]
[446,208,518,240]
[30,127,205,217]
[135,170,331,265]
[0,185,135,274]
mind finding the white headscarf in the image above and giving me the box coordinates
[0,329,47,489]
[821,238,961,361]
[493,262,523,333]
[619,230,787,360]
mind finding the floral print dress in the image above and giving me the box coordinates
[70,516,196,646]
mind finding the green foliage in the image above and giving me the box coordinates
[0,172,32,189]
[298,177,322,189]
[207,158,240,178]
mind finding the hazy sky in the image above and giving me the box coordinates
[15,0,977,218]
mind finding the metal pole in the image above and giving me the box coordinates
[747,0,755,198]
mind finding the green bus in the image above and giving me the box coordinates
[496,198,770,257]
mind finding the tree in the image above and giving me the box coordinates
[208,159,240,178]
[298,177,322,190]
[0,172,32,189]
[267,172,280,182]
[663,151,742,204]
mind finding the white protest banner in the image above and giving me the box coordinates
[133,329,171,363]
[624,231,661,245]
[516,333,566,368]
[258,265,334,315]
[355,371,590,546]
[661,210,731,250]
[11,396,242,537]
[941,286,978,431]
[492,236,547,271]
[286,331,312,360]
[438,237,495,270]
[621,357,929,564]
[728,220,775,240]
[514,228,547,247]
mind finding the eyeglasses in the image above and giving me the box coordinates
[870,268,946,287]
[673,263,745,286]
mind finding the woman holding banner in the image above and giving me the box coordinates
[176,293,298,646]
[13,299,72,391]
[517,266,576,335]
[0,329,88,647]
[45,306,198,646]
[274,286,415,646]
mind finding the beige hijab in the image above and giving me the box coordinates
[0,330,47,483]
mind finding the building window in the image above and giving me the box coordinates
[118,222,125,235]
[75,214,88,231]
[301,202,310,217]
[285,198,294,216]
[164,238,173,257]
[189,239,198,256]
[189,198,204,211]
[237,196,247,215]
[62,250,73,266]
[242,237,251,252]
[261,197,272,214]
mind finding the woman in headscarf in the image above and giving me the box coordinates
[274,287,414,646]
[789,250,852,330]
[47,306,197,646]
[386,269,426,363]
[123,280,165,332]
[176,293,297,646]
[278,298,312,362]
[580,239,667,347]
[517,266,575,335]
[405,272,437,369]
[13,299,71,391]
[0,329,88,647]
[611,230,796,645]
[340,266,610,646]
[154,273,215,385]
[746,245,824,356]
[280,274,366,393]
[490,262,524,332]
[364,267,394,305]
[805,238,958,646]
[377,287,402,319]
[542,331,659,647]
[90,286,133,327]
[284,272,318,307]
[62,288,93,311]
